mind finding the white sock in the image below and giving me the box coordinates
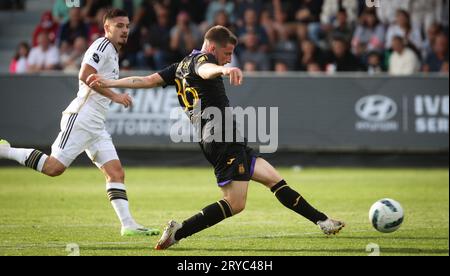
[8,148,48,172]
[106,182,137,228]
[7,148,32,165]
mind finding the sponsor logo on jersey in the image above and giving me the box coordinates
[93,53,100,63]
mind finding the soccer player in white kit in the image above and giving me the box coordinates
[0,9,159,237]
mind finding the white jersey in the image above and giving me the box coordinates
[64,37,120,122]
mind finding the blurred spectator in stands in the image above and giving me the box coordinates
[385,10,423,55]
[33,11,59,47]
[423,33,449,73]
[295,22,309,43]
[352,40,368,65]
[389,36,420,75]
[138,6,173,70]
[376,0,409,25]
[57,8,89,47]
[88,7,107,44]
[82,0,113,24]
[327,8,354,47]
[234,0,264,27]
[326,36,365,72]
[271,1,296,43]
[321,0,358,27]
[120,0,158,69]
[295,0,324,46]
[272,27,298,70]
[237,8,270,53]
[423,23,444,58]
[239,31,271,71]
[408,0,444,33]
[0,0,25,10]
[205,0,235,26]
[269,2,297,70]
[351,9,385,55]
[297,40,324,71]
[170,11,202,58]
[132,0,157,28]
[27,32,60,73]
[307,62,322,73]
[166,0,206,24]
[112,0,143,19]
[202,10,236,35]
[243,61,257,72]
[274,61,289,73]
[53,0,75,23]
[260,9,277,47]
[366,51,384,74]
[9,42,29,74]
[60,36,88,73]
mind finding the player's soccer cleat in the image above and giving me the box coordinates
[154,220,182,250]
[317,218,345,235]
[121,225,160,237]
[0,139,11,159]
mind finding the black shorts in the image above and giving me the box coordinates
[199,141,259,187]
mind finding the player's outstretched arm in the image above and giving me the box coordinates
[79,64,133,108]
[87,73,165,89]
[198,63,243,86]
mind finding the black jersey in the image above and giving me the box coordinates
[158,50,241,143]
[158,50,229,112]
[158,50,258,184]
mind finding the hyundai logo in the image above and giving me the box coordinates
[356,95,397,122]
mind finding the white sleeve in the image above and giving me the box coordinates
[82,44,107,72]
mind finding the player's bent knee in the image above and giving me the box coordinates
[46,166,66,177]
[106,169,125,183]
[226,199,246,215]
[42,157,66,177]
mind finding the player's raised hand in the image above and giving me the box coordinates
[112,93,133,108]
[87,74,109,88]
[222,67,243,86]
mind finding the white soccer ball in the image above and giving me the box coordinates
[369,198,404,233]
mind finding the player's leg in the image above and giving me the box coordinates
[0,113,93,176]
[0,139,51,173]
[0,140,68,177]
[87,136,159,237]
[0,141,67,177]
[175,180,248,240]
[44,113,90,176]
[41,156,67,176]
[251,157,345,234]
[155,180,249,250]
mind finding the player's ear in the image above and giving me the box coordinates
[104,22,110,33]
[209,42,216,52]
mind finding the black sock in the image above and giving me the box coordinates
[175,200,233,241]
[271,180,328,224]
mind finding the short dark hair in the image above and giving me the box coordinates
[103,8,128,24]
[205,25,238,47]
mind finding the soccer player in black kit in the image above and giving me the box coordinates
[87,26,345,250]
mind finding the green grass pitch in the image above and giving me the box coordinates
[0,167,448,256]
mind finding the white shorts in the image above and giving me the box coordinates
[51,112,119,168]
